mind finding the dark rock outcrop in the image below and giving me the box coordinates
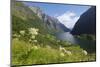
[71,6,96,35]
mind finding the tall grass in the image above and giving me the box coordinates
[12,39,96,66]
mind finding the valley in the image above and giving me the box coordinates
[11,0,96,66]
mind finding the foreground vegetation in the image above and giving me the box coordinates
[12,26,96,66]
[12,38,96,66]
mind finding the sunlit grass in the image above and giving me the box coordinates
[12,39,96,66]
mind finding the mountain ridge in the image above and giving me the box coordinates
[12,1,70,35]
[71,6,96,35]
[28,6,70,33]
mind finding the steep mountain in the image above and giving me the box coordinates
[28,6,44,20]
[71,6,96,35]
[29,6,70,33]
[42,15,70,33]
[12,1,70,35]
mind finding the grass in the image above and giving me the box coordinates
[12,39,96,66]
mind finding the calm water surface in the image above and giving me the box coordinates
[55,32,96,53]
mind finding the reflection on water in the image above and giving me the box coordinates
[55,32,96,53]
[56,32,77,44]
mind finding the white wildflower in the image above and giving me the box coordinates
[20,30,25,35]
[59,46,72,56]
[31,35,35,39]
[82,50,88,55]
[60,52,65,57]
[59,46,66,52]
[65,50,72,56]
[29,28,39,35]
[13,34,21,38]
[59,46,64,51]
[34,45,38,50]
[34,31,38,35]
[13,34,17,37]
[33,40,38,43]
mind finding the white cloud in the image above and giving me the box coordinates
[57,11,79,29]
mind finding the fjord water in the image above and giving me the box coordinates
[56,32,96,53]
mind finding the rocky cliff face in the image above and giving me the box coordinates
[12,1,70,34]
[29,6,70,33]
[29,6,44,20]
[71,6,96,35]
[42,15,70,33]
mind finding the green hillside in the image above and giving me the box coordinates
[12,1,49,34]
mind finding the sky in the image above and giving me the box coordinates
[23,2,91,29]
